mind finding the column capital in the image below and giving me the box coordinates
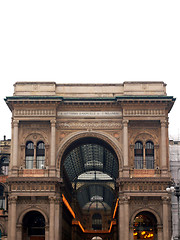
[160,119,168,127]
[50,119,56,126]
[55,196,63,205]
[49,195,56,203]
[9,195,18,204]
[119,195,130,204]
[161,196,170,203]
[123,119,129,126]
[12,119,19,127]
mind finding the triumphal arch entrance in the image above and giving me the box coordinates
[4,81,175,240]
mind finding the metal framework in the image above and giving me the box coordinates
[63,138,119,212]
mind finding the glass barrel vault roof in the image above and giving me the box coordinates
[63,138,119,211]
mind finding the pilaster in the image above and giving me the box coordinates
[162,196,170,240]
[49,119,56,176]
[49,196,56,240]
[11,120,19,176]
[161,119,168,175]
[8,195,18,240]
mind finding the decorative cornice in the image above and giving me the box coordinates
[14,109,56,117]
[123,109,165,117]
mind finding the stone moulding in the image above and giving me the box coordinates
[57,121,123,130]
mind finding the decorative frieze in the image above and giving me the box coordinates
[57,121,122,129]
[120,181,167,192]
[11,183,55,192]
[14,109,56,116]
[123,109,165,116]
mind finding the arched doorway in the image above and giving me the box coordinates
[61,137,119,240]
[133,211,157,240]
[22,211,45,240]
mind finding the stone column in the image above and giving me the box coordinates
[59,198,63,240]
[124,196,130,240]
[7,197,11,240]
[118,197,124,240]
[9,196,17,240]
[161,120,167,169]
[129,225,134,240]
[50,120,56,176]
[55,197,62,240]
[45,225,49,240]
[12,120,19,175]
[162,196,170,240]
[157,224,163,240]
[16,224,22,240]
[123,120,129,167]
[49,196,55,240]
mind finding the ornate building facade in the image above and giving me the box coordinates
[0,81,176,240]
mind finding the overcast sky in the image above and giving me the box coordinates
[0,0,180,140]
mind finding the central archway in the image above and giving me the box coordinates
[60,135,120,240]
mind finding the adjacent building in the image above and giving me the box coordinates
[169,140,180,239]
[0,81,176,240]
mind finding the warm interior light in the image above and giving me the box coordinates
[62,194,117,234]
[113,198,119,219]
[62,194,76,218]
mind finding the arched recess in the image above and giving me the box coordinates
[17,207,49,227]
[56,131,123,174]
[17,208,49,240]
[130,131,159,146]
[130,208,162,240]
[22,132,49,146]
[22,211,45,239]
[130,208,161,226]
[131,210,159,240]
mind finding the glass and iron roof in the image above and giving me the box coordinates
[63,138,119,211]
[63,139,119,182]
[77,184,115,210]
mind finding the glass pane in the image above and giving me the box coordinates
[36,156,45,169]
[25,156,34,169]
[135,156,143,169]
[146,141,154,169]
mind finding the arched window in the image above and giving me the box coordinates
[25,142,34,169]
[134,141,143,169]
[145,141,154,169]
[36,141,45,169]
[92,213,102,230]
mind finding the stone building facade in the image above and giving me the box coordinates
[169,140,180,239]
[0,81,176,240]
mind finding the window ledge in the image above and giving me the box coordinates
[132,169,155,177]
[19,169,45,177]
